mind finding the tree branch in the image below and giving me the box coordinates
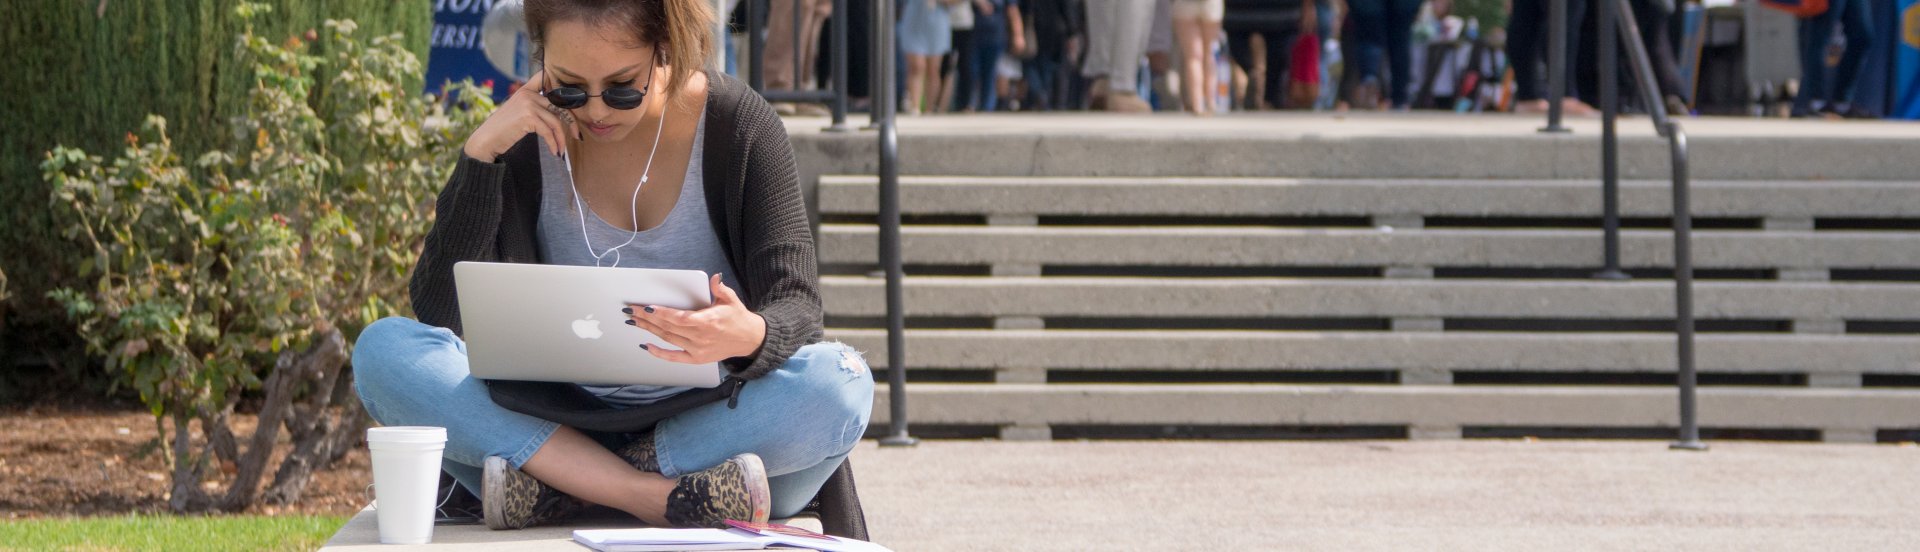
[219,328,345,511]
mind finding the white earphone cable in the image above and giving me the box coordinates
[562,91,670,268]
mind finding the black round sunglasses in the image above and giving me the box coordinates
[539,58,656,111]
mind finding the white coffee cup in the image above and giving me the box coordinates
[367,426,448,545]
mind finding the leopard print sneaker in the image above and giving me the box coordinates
[664,453,771,528]
[482,456,584,530]
[613,431,660,473]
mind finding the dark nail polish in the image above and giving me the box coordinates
[643,306,655,314]
[622,307,633,314]
[624,320,635,326]
[639,343,649,350]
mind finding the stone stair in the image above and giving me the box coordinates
[812,175,1920,443]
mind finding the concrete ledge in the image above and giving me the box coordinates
[818,176,1920,219]
[321,507,823,551]
[869,383,1920,430]
[823,329,1920,375]
[818,225,1920,269]
[787,113,1920,181]
[820,276,1920,319]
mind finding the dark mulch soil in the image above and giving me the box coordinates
[0,400,371,519]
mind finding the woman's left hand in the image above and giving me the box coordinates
[625,274,768,364]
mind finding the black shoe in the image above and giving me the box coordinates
[664,453,772,528]
[482,456,584,530]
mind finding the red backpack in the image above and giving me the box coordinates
[1755,0,1829,17]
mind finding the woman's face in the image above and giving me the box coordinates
[540,19,659,144]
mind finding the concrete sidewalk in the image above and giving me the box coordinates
[325,439,1919,551]
[850,439,1919,551]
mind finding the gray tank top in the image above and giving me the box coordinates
[536,113,739,407]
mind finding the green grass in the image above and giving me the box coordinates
[0,514,349,552]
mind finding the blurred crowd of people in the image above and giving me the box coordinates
[748,0,1890,119]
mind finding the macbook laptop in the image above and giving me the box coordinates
[452,261,726,387]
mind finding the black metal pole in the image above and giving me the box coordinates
[825,0,850,131]
[792,0,806,93]
[1668,124,1705,451]
[1594,0,1628,281]
[875,0,915,448]
[865,0,884,130]
[1539,0,1570,133]
[749,0,766,92]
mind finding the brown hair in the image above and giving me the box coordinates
[524,0,715,99]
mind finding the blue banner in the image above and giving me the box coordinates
[1897,0,1920,119]
[425,0,517,102]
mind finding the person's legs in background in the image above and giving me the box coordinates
[904,54,930,114]
[949,28,975,112]
[766,0,835,115]
[1103,0,1159,111]
[1827,0,1874,116]
[1024,56,1059,110]
[1263,27,1294,109]
[1146,0,1178,110]
[1173,6,1211,114]
[767,0,800,90]
[1081,1,1116,108]
[1383,0,1421,109]
[1508,0,1547,110]
[1347,0,1386,110]
[971,33,1007,111]
[801,0,836,89]
[1226,28,1258,109]
[1792,8,1838,116]
[1315,0,1336,110]
[1630,0,1688,113]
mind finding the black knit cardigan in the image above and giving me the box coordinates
[405,72,864,538]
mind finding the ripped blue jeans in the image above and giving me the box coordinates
[352,316,876,519]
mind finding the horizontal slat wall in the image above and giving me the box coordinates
[819,226,1920,270]
[824,330,1920,375]
[869,385,1920,442]
[819,177,1920,218]
[820,277,1920,319]
[820,176,1920,443]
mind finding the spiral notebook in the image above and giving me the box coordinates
[572,521,893,552]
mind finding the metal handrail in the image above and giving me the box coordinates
[870,0,915,447]
[1539,0,1571,134]
[741,0,906,442]
[1584,0,1704,450]
[746,0,851,132]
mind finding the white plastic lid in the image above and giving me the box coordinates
[366,426,447,444]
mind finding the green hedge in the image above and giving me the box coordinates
[0,1,431,394]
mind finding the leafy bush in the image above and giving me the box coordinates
[42,5,491,512]
[0,0,430,395]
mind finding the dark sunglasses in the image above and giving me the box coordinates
[541,83,649,110]
[539,57,657,110]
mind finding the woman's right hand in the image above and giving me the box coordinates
[462,69,581,162]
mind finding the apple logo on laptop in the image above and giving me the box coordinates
[572,314,604,340]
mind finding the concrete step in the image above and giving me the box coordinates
[818,276,1920,321]
[817,225,1920,270]
[823,329,1920,379]
[786,113,1920,182]
[818,176,1920,219]
[868,383,1920,443]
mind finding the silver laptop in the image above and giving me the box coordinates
[453,261,725,387]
